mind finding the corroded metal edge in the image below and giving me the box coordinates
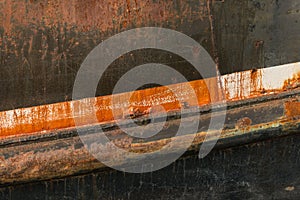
[0,90,299,185]
[0,62,299,138]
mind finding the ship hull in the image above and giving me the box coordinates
[0,0,300,110]
[0,0,300,199]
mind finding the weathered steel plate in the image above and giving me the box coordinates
[0,0,300,111]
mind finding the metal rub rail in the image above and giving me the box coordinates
[0,62,300,184]
[0,62,299,138]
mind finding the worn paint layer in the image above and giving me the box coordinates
[0,0,300,111]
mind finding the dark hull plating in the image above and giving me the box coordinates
[0,0,300,111]
[1,0,300,199]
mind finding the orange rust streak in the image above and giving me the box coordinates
[0,68,298,139]
[0,0,207,34]
[285,101,300,118]
[283,72,300,90]
[0,78,215,138]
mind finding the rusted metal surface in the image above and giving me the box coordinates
[283,71,300,90]
[285,101,300,118]
[0,0,300,194]
[1,0,208,34]
[0,63,299,138]
[0,87,300,185]
[0,0,211,111]
[0,0,300,111]
[1,134,300,199]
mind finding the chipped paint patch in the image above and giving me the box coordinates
[285,186,295,192]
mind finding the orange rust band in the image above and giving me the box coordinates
[0,77,218,138]
[0,65,299,138]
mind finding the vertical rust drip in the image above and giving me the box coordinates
[250,69,263,94]
[2,0,12,34]
[206,0,224,101]
[125,0,131,27]
[206,0,217,62]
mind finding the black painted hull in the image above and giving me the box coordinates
[0,0,300,199]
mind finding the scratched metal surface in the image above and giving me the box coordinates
[0,0,300,111]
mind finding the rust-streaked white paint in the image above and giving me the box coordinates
[0,62,299,138]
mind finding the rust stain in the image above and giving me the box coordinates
[0,0,208,35]
[1,0,12,34]
[283,72,300,90]
[0,78,213,138]
[1,99,300,184]
[285,101,300,118]
[0,66,299,139]
[235,117,252,129]
[254,40,264,49]
[250,68,262,94]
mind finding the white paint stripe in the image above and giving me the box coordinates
[0,62,299,130]
[221,62,300,99]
